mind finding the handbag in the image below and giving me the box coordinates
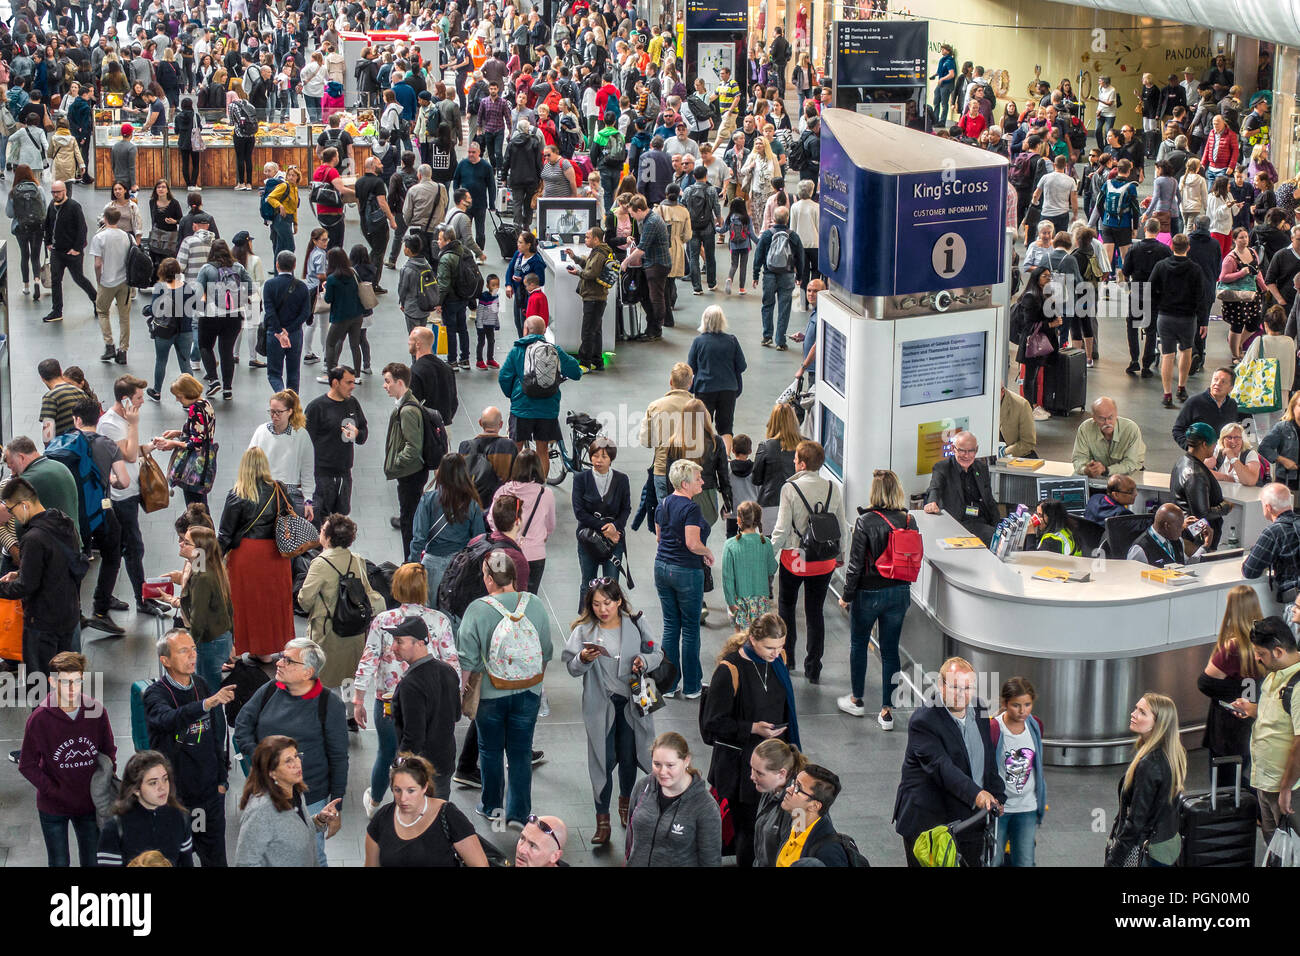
[1023,323,1054,359]
[274,484,318,557]
[190,124,206,152]
[148,227,180,257]
[40,260,51,287]
[1229,357,1282,414]
[358,279,378,310]
[1216,265,1259,302]
[312,289,331,315]
[167,439,219,494]
[577,525,614,559]
[461,671,483,719]
[137,450,171,513]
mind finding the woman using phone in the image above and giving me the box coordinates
[563,578,662,846]
[1197,584,1261,775]
[1104,693,1186,866]
[700,613,800,867]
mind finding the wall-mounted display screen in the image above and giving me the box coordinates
[821,406,846,480]
[899,331,987,408]
[821,322,847,397]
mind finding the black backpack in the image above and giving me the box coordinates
[417,402,449,471]
[435,534,499,618]
[789,480,841,562]
[684,184,714,232]
[322,554,374,637]
[464,451,501,503]
[126,239,156,288]
[448,242,483,300]
[785,132,809,172]
[831,833,871,867]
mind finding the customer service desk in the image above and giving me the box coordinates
[538,244,612,358]
[896,511,1280,766]
[992,458,1267,549]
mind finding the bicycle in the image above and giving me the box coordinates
[544,411,603,487]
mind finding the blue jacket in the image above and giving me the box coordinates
[506,250,547,299]
[67,96,94,138]
[687,331,747,396]
[262,272,312,334]
[932,54,956,86]
[409,489,488,562]
[498,333,583,421]
[990,714,1047,823]
[393,81,418,122]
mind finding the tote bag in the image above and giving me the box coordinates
[1230,357,1281,413]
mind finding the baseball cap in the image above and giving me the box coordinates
[386,617,429,644]
[120,123,133,135]
[1185,421,1218,445]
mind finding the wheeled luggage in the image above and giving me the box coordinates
[490,207,519,260]
[1041,347,1087,416]
[1177,756,1257,867]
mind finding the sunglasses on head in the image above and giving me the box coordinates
[526,814,561,850]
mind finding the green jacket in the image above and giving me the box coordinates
[436,239,469,303]
[384,390,425,479]
[571,242,613,301]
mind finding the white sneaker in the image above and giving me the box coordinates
[317,375,330,384]
[837,695,866,717]
[1032,406,1051,421]
[683,690,702,700]
[878,710,895,731]
[362,788,379,819]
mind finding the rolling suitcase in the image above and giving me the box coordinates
[490,207,519,260]
[130,679,154,753]
[1177,756,1257,867]
[1041,347,1087,416]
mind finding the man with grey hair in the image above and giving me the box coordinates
[503,116,544,227]
[1242,483,1300,594]
[402,163,449,265]
[1072,396,1146,477]
[233,637,349,866]
[143,628,233,868]
[752,205,807,351]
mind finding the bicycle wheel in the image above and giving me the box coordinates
[546,443,568,486]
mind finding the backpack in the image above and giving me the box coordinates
[259,175,284,223]
[595,251,620,289]
[412,260,440,312]
[764,230,794,273]
[684,183,714,231]
[363,187,388,229]
[126,239,157,288]
[1008,149,1037,187]
[870,510,923,582]
[11,180,44,233]
[686,93,711,123]
[231,99,258,137]
[44,430,110,537]
[728,215,749,246]
[557,119,581,159]
[0,104,17,137]
[1282,671,1300,716]
[1102,180,1135,227]
[450,244,483,300]
[522,339,562,398]
[698,659,738,747]
[325,79,344,98]
[213,264,241,311]
[785,131,809,172]
[435,534,499,618]
[601,129,626,170]
[831,833,871,867]
[321,554,374,637]
[464,450,502,503]
[788,481,840,563]
[415,402,449,472]
[481,593,545,689]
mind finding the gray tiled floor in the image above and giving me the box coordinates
[0,172,1235,867]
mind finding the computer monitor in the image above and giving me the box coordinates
[1036,476,1089,513]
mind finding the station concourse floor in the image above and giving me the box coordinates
[0,183,1227,867]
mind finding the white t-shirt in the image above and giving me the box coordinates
[1097,85,1117,118]
[1037,171,1077,217]
[996,715,1038,814]
[87,227,134,288]
[97,407,140,501]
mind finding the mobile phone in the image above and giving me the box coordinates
[1218,700,1247,715]
[770,724,788,734]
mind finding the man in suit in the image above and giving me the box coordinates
[893,657,1005,867]
[922,432,1000,544]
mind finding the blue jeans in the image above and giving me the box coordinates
[266,325,303,393]
[577,540,624,611]
[305,797,328,866]
[654,560,705,694]
[421,552,455,605]
[475,690,542,824]
[38,810,99,867]
[933,82,953,125]
[153,331,194,393]
[370,695,398,804]
[997,810,1038,866]
[196,631,232,697]
[848,585,911,709]
[443,299,469,365]
[761,272,796,347]
[270,215,295,257]
[1094,114,1116,150]
[653,474,671,502]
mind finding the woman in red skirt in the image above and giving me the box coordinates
[217,447,294,660]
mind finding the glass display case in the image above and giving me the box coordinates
[95,121,311,148]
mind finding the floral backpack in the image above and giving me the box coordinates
[482,594,545,690]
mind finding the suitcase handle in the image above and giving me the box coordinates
[1209,755,1243,812]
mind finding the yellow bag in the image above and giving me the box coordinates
[435,324,448,356]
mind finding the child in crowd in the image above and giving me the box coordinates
[721,500,777,629]
[398,234,433,333]
[991,676,1046,867]
[475,273,501,369]
[523,272,549,327]
[302,226,330,364]
[725,433,758,537]
[725,197,757,295]
[348,243,377,375]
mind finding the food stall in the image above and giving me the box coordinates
[94,121,314,189]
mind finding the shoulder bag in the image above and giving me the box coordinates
[137,449,172,513]
[274,483,319,557]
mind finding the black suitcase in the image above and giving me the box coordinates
[490,208,519,260]
[1041,347,1087,416]
[1177,756,1257,867]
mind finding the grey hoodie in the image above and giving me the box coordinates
[625,771,722,867]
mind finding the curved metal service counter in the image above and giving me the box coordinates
[898,512,1280,766]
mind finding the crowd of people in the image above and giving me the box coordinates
[3,0,1299,872]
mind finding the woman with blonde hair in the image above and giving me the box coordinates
[750,402,801,540]
[1203,421,1262,486]
[1198,584,1262,773]
[1179,157,1209,224]
[47,119,84,187]
[626,731,721,867]
[1105,692,1186,866]
[740,135,778,223]
[665,398,732,526]
[701,613,799,866]
[248,389,314,521]
[217,447,294,659]
[653,459,715,699]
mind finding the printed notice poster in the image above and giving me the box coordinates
[916,417,970,477]
[899,331,986,407]
[821,322,847,397]
[698,43,736,95]
[822,406,846,479]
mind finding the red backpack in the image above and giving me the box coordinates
[872,511,923,582]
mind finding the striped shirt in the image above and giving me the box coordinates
[539,158,575,197]
[177,231,216,285]
[40,383,84,438]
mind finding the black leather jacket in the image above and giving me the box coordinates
[842,507,912,601]
[1169,454,1230,521]
[1107,750,1179,865]
[218,480,286,552]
